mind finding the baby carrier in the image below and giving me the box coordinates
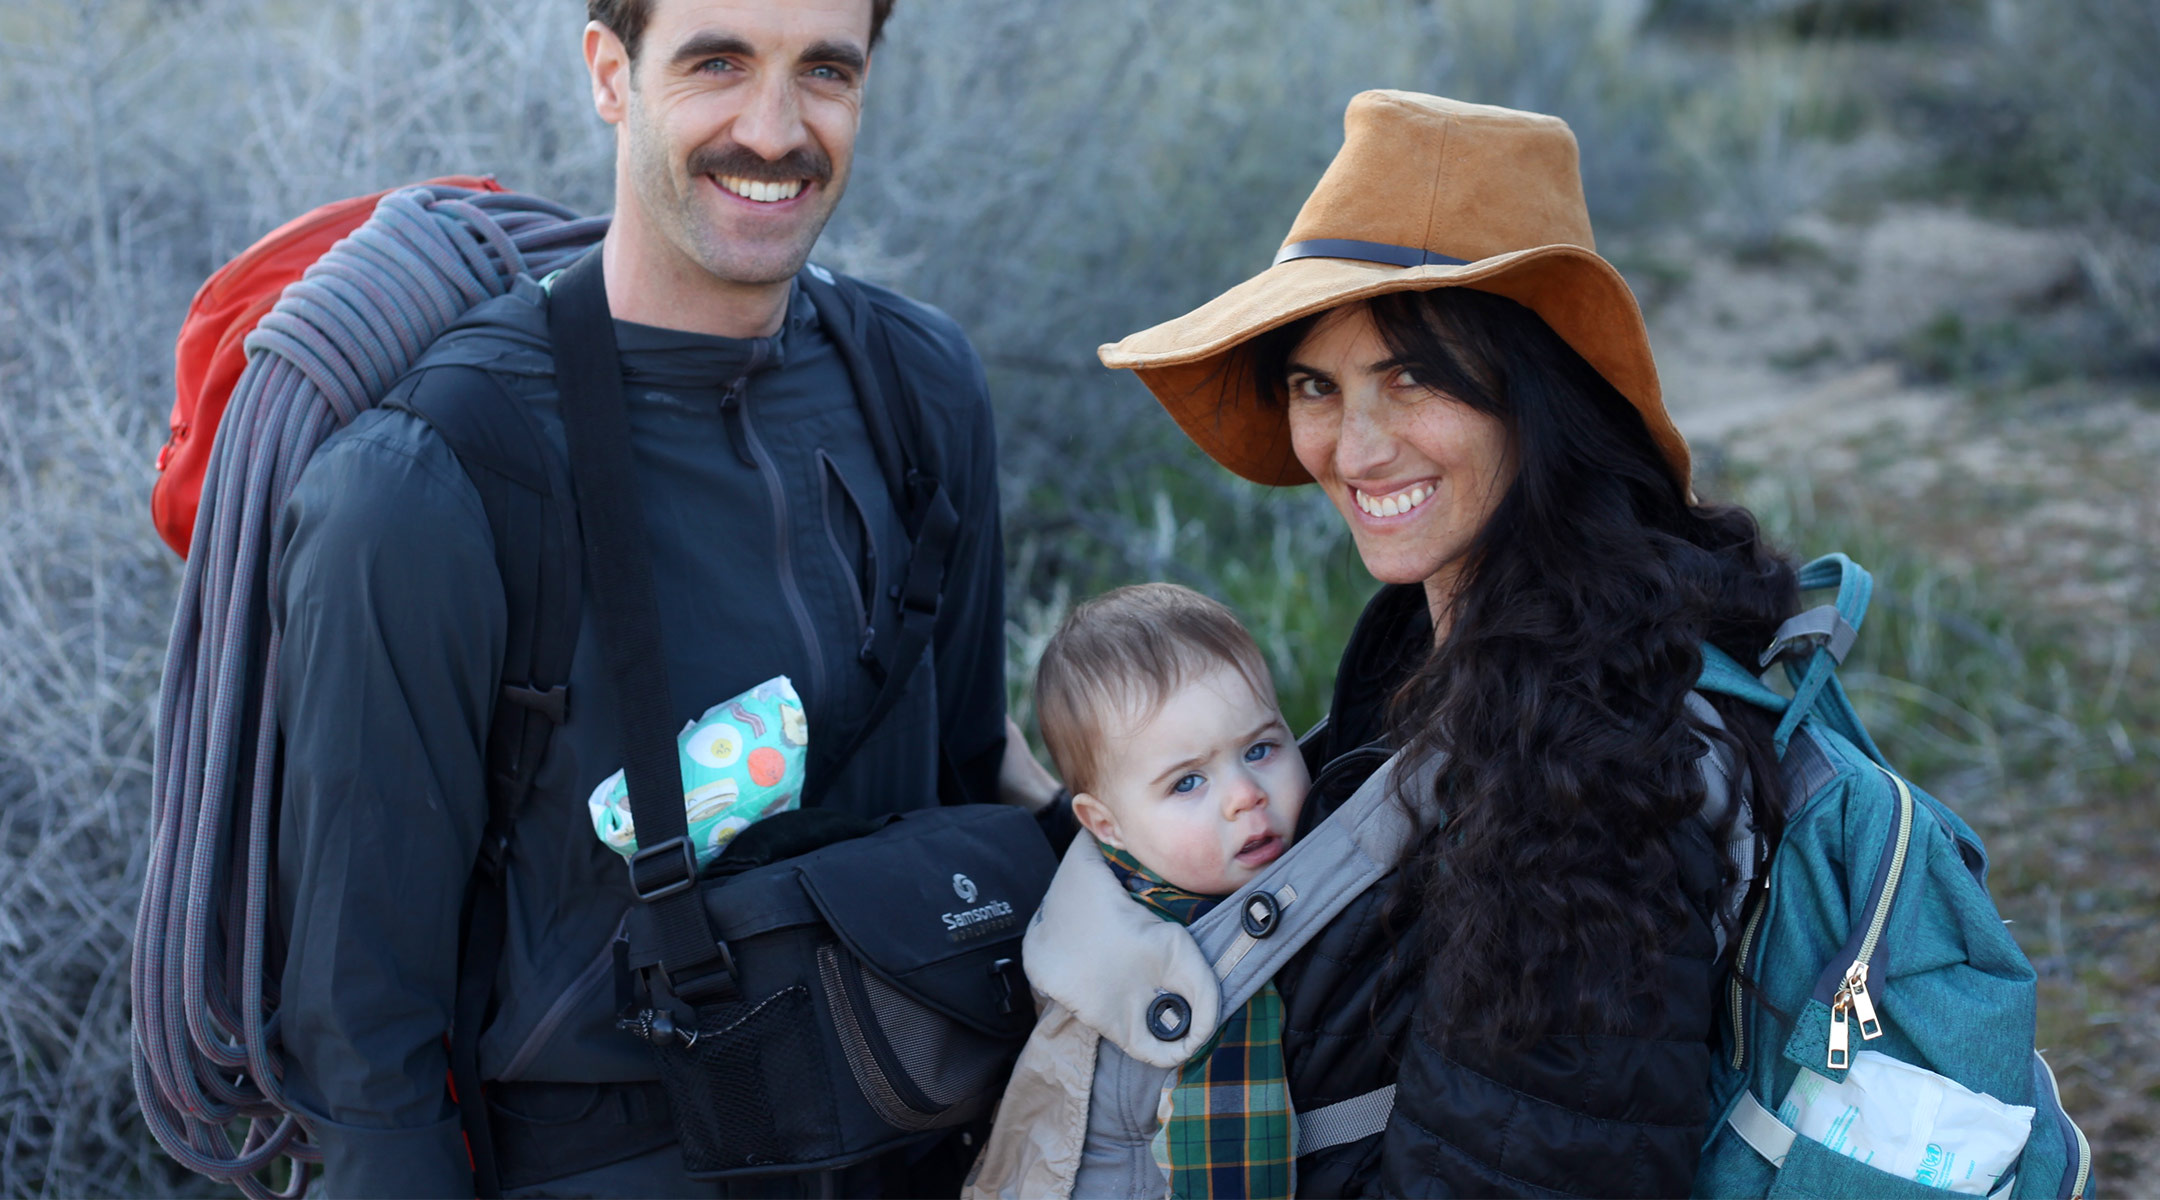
[964,745,1434,1200]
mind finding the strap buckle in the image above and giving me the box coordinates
[666,939,738,1005]
[1759,604,1859,669]
[501,681,569,725]
[626,837,697,902]
[474,827,513,882]
[891,563,941,620]
[899,584,941,619]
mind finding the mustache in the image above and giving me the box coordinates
[687,142,833,186]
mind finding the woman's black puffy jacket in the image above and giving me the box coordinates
[1281,585,1727,1198]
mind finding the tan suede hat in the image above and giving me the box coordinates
[1098,90,1690,489]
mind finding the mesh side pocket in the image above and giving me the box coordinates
[818,944,1008,1131]
[649,984,837,1174]
[859,967,1007,1112]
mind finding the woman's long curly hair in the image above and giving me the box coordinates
[1246,287,1798,1046]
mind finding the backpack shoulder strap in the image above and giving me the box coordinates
[381,362,583,1200]
[1696,554,1887,765]
[798,265,940,492]
[794,267,964,801]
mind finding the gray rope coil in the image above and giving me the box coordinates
[134,184,607,1198]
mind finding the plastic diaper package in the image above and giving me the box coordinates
[588,675,809,871]
[1777,1049,2036,1195]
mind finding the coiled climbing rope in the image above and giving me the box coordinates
[133,184,606,1198]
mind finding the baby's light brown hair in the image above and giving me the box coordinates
[1034,583,1277,797]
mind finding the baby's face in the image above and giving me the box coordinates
[1073,663,1310,895]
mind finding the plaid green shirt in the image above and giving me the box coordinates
[1102,846,1295,1200]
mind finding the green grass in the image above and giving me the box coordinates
[1004,449,1370,742]
[1721,468,2154,807]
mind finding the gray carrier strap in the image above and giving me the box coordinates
[1297,1084,1398,1154]
[1189,751,1434,1016]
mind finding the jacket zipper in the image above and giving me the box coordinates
[816,449,876,647]
[1729,895,1767,1070]
[727,356,827,701]
[495,913,629,1082]
[1829,764,1913,1070]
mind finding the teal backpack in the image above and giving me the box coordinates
[1691,554,2093,1200]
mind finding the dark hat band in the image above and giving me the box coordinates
[1272,238,1470,269]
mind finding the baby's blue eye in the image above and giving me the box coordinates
[1244,741,1275,763]
[1171,774,1202,794]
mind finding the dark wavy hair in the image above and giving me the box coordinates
[1245,287,1797,1046]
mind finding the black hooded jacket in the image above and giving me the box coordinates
[1280,585,1725,1198]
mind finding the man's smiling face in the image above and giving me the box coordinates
[595,0,873,289]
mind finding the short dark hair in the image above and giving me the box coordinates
[589,0,896,61]
[1034,583,1275,797]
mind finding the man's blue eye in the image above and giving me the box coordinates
[1171,774,1202,794]
[1244,742,1274,763]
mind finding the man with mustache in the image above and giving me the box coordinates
[272,2,1027,1195]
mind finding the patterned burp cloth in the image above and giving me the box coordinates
[587,675,809,871]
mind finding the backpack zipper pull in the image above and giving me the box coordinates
[1828,990,1851,1069]
[1843,960,1882,1040]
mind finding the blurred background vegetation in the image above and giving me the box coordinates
[1,0,2154,1194]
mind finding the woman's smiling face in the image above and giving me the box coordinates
[1285,301,1515,620]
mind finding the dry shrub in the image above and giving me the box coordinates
[0,1,1724,1194]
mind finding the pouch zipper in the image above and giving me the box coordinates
[1729,895,1767,1070]
[1829,764,1913,1069]
[2036,1051,2092,1200]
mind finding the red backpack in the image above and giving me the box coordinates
[150,174,504,557]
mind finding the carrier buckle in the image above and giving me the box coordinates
[627,837,697,902]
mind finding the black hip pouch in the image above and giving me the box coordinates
[620,803,1054,1180]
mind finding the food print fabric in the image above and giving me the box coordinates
[587,675,809,871]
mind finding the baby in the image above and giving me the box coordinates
[969,583,1310,1200]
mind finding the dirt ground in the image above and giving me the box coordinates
[1649,202,2160,1187]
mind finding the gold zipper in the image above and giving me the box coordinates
[1827,766,1913,1069]
[1729,897,1767,1070]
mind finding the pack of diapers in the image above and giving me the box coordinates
[1778,1050,2036,1195]
[588,675,809,871]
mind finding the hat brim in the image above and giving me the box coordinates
[1098,245,1688,488]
